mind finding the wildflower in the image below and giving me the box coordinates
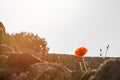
[75,47,88,57]
[74,47,89,72]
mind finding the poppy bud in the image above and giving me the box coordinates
[100,48,102,52]
[106,44,110,49]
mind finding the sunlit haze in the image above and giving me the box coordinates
[0,0,120,57]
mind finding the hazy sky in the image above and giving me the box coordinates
[0,0,120,57]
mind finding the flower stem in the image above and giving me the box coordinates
[82,57,88,72]
[79,62,83,71]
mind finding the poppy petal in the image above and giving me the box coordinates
[74,47,88,57]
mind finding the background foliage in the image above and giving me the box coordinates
[0,32,49,57]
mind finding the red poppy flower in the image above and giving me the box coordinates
[75,47,88,57]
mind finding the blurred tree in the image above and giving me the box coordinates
[0,22,49,57]
[11,32,49,57]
